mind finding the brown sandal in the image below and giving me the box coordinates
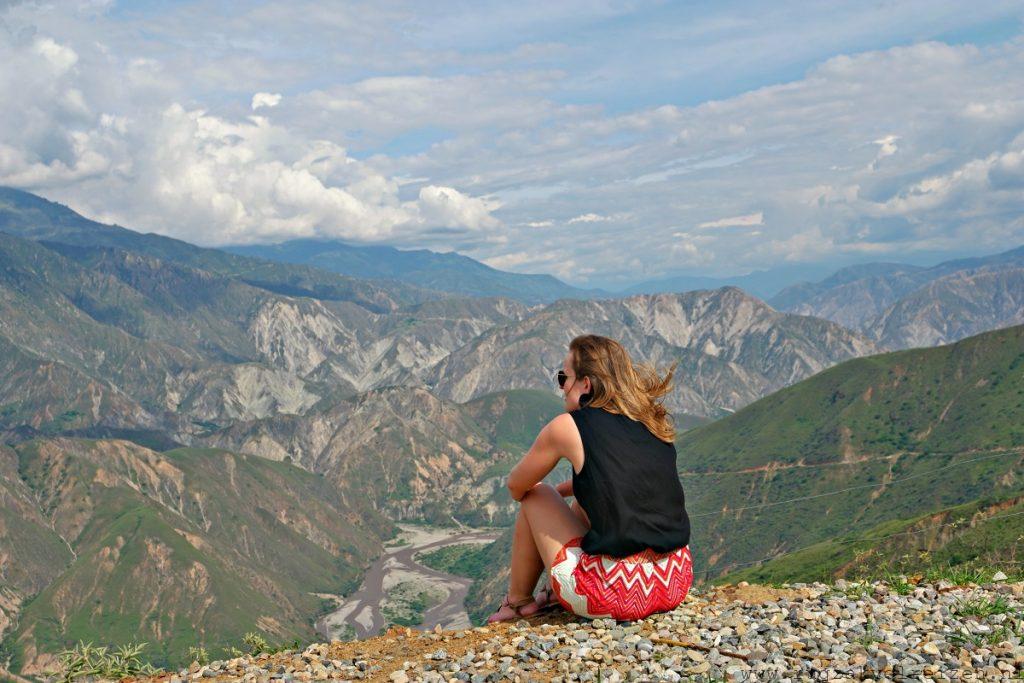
[535,583,558,611]
[486,594,539,623]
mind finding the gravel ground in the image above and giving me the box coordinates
[141,578,1024,682]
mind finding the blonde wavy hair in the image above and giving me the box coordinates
[569,334,678,443]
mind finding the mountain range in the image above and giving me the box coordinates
[771,246,1024,348]
[8,187,1019,351]
[425,287,876,417]
[227,239,608,305]
[0,188,882,441]
[0,185,1021,676]
[0,188,437,313]
[618,263,840,300]
[0,189,879,673]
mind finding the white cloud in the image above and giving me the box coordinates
[869,144,1024,217]
[697,212,763,229]
[33,37,78,72]
[251,92,282,110]
[482,251,535,270]
[414,185,501,231]
[0,28,501,246]
[567,212,610,224]
[873,135,899,158]
[2,3,1024,283]
[292,71,561,145]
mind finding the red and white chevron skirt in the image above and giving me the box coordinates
[549,537,693,621]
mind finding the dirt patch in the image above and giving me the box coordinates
[329,625,514,682]
[258,605,585,683]
[708,582,814,604]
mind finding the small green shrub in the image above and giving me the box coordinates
[955,596,1013,618]
[855,619,881,647]
[55,641,161,682]
[187,645,210,665]
[242,632,270,655]
[221,632,299,659]
[947,624,1015,648]
[923,564,987,585]
[882,571,913,595]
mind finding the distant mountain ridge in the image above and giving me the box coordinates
[0,231,533,441]
[227,238,608,305]
[426,287,877,418]
[770,245,1024,348]
[0,187,441,313]
[619,263,839,300]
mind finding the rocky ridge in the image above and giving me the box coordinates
[427,288,876,418]
[770,245,1024,349]
[869,267,1024,349]
[134,578,1024,682]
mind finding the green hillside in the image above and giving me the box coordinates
[722,493,1024,586]
[0,445,74,643]
[4,439,393,674]
[678,323,1024,470]
[677,324,1024,578]
[0,187,436,312]
[463,389,566,456]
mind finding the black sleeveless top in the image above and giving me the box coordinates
[570,405,690,557]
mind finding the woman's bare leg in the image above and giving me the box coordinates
[522,484,589,568]
[571,499,591,529]
[507,503,545,602]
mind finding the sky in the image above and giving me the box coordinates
[1,1,1023,288]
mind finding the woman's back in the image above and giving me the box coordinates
[570,405,690,557]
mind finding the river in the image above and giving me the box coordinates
[315,525,500,640]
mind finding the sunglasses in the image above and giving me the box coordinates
[556,370,572,388]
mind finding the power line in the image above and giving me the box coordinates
[688,448,1024,519]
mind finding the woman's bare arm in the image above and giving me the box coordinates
[506,413,575,501]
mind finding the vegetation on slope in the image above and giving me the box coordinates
[677,324,1024,578]
[416,543,492,579]
[721,493,1024,586]
[4,439,393,674]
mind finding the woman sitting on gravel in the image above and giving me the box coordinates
[487,334,693,623]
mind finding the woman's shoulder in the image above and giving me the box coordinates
[550,411,581,434]
[544,412,584,452]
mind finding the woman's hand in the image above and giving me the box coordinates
[555,480,573,497]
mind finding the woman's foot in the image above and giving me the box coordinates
[486,594,540,623]
[534,583,557,611]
